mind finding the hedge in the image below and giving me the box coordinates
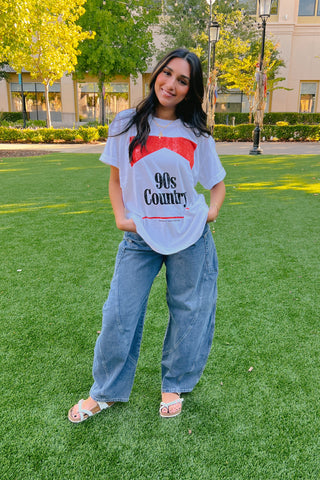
[0,112,24,123]
[2,111,320,127]
[213,124,320,142]
[0,123,319,143]
[214,112,320,125]
[0,126,109,143]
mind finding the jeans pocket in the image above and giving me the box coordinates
[203,228,219,275]
[124,231,152,251]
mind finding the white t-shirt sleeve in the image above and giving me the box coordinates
[197,135,226,189]
[99,110,133,168]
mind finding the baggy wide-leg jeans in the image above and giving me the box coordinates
[90,224,218,403]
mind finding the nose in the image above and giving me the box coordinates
[166,76,176,91]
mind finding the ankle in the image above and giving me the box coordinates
[162,392,180,402]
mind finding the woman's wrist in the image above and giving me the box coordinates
[116,217,136,232]
[207,203,219,223]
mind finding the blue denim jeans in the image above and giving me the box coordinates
[90,224,218,402]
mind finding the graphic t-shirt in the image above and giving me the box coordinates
[100,109,226,255]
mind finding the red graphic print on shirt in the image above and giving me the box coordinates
[130,136,197,168]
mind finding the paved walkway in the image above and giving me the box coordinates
[0,141,319,156]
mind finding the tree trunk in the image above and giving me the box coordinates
[44,83,52,128]
[99,74,105,126]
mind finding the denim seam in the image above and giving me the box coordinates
[204,231,218,275]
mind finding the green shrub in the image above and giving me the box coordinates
[77,126,99,143]
[276,121,289,126]
[82,120,100,127]
[0,123,318,143]
[262,124,320,141]
[214,124,254,142]
[0,126,24,142]
[214,112,320,125]
[0,112,24,123]
[212,123,320,142]
[264,112,320,125]
[97,125,109,140]
[0,127,78,143]
[215,113,249,125]
[213,125,236,142]
[234,124,255,141]
[22,129,44,143]
[53,129,78,142]
[27,120,46,128]
[40,128,56,143]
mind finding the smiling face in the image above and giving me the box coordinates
[154,57,191,120]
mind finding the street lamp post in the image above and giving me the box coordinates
[249,0,272,155]
[210,20,220,69]
[207,19,220,131]
[18,72,27,128]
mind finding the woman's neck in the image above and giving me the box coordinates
[154,106,177,121]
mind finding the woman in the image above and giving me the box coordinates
[68,48,226,422]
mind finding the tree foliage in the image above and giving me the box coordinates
[75,0,160,122]
[159,0,285,121]
[0,0,93,126]
[213,4,285,120]
[158,0,209,61]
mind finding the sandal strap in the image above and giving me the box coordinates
[77,399,94,420]
[77,399,112,420]
[160,397,184,409]
[97,401,113,410]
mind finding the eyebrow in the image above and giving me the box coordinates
[164,66,190,81]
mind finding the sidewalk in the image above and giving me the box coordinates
[0,141,319,156]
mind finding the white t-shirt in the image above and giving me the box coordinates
[100,109,226,255]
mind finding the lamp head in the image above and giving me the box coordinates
[259,0,272,20]
[209,20,220,44]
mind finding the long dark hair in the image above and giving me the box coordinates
[118,48,210,162]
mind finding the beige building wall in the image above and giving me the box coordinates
[0,80,9,111]
[130,74,144,108]
[60,75,76,126]
[268,0,320,112]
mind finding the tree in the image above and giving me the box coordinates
[75,0,160,124]
[217,37,286,122]
[214,7,286,121]
[0,62,10,81]
[158,0,209,62]
[0,0,93,127]
[158,0,260,77]
[158,0,285,123]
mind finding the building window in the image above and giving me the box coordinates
[237,0,257,14]
[78,82,129,124]
[298,0,320,15]
[299,82,317,112]
[236,0,278,15]
[10,82,61,121]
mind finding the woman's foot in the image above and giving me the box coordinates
[160,392,183,418]
[68,396,114,423]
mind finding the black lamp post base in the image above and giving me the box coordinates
[250,124,263,155]
[249,146,263,155]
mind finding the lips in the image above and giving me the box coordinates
[161,88,175,98]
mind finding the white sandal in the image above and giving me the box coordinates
[68,399,114,423]
[159,397,184,418]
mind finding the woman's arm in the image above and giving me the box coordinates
[207,180,226,223]
[109,165,136,232]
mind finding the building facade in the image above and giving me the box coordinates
[0,0,319,124]
[268,0,320,113]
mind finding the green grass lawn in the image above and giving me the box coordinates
[1,151,319,480]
